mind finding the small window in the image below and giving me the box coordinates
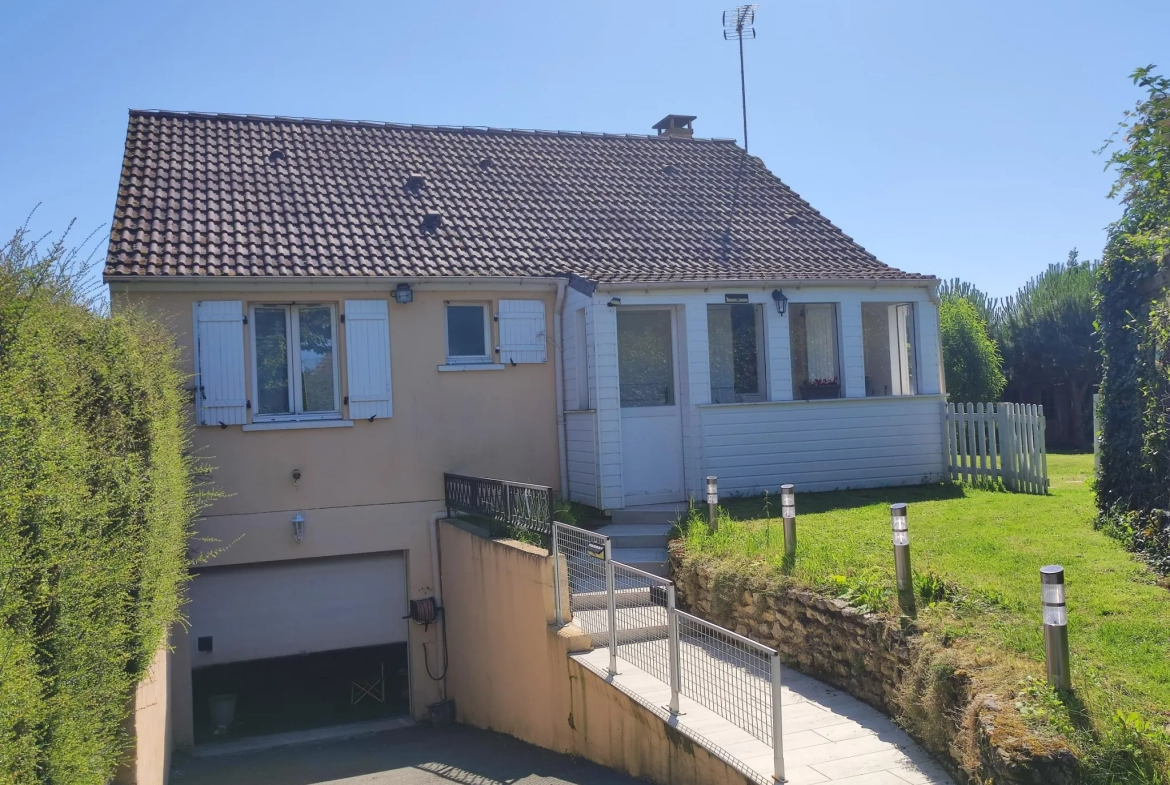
[790,303,841,400]
[708,304,766,403]
[862,302,917,396]
[446,303,491,364]
[252,304,340,420]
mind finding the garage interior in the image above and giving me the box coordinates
[186,552,412,745]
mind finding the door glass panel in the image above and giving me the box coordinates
[618,310,675,407]
[254,306,290,415]
[298,306,336,411]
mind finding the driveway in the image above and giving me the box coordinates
[169,724,647,785]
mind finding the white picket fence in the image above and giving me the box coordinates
[944,402,1049,494]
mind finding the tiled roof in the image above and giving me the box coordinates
[104,110,932,284]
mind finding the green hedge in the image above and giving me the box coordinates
[0,231,199,783]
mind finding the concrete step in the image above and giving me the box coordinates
[611,547,669,577]
[594,522,674,549]
[610,505,688,525]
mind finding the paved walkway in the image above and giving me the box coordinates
[170,723,648,785]
[573,647,954,785]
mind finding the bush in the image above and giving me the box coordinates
[0,226,203,783]
[939,296,1006,403]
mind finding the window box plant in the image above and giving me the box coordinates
[799,378,841,400]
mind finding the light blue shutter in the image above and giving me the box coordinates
[194,301,248,426]
[497,299,547,363]
[344,300,393,420]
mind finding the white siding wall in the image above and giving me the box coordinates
[590,301,625,509]
[565,410,599,506]
[681,303,710,498]
[563,291,585,411]
[839,298,866,398]
[916,301,943,395]
[700,395,947,493]
[765,304,793,401]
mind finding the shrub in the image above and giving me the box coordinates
[940,296,1006,403]
[0,226,203,783]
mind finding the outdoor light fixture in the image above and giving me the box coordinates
[395,283,414,304]
[292,512,305,543]
[706,476,719,532]
[771,288,788,316]
[890,503,914,614]
[781,484,796,561]
[1041,565,1071,690]
[607,297,621,308]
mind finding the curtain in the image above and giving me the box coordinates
[805,304,838,382]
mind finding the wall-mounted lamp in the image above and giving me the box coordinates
[395,283,414,304]
[771,288,788,316]
[292,469,302,486]
[607,297,621,308]
[292,512,305,543]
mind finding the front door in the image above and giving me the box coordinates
[617,308,684,505]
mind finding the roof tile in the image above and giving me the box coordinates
[105,110,931,284]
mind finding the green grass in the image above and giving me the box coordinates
[680,454,1170,776]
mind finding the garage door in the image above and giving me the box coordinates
[187,552,408,667]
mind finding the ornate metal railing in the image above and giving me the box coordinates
[443,473,554,538]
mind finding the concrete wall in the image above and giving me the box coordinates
[438,520,758,785]
[112,282,562,747]
[116,643,172,785]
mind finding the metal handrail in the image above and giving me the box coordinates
[552,526,786,781]
[443,472,554,537]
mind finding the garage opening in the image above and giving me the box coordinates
[186,552,410,745]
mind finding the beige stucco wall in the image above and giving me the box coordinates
[112,283,562,747]
[438,520,757,785]
[116,643,171,785]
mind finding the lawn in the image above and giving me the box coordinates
[680,453,1170,775]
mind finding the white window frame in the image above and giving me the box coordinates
[707,303,767,404]
[250,303,342,422]
[444,302,493,365]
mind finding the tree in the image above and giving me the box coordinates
[998,251,1100,448]
[939,295,1005,403]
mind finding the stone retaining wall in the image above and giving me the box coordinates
[669,547,1081,785]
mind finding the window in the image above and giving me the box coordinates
[252,304,340,420]
[862,302,917,396]
[446,303,491,364]
[617,310,675,407]
[790,303,841,399]
[708,304,766,403]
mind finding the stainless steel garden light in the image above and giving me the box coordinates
[781,484,796,561]
[1041,565,1071,690]
[890,503,914,614]
[707,476,719,532]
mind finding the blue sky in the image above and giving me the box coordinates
[1,0,1166,297]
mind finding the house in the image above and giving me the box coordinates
[105,109,945,753]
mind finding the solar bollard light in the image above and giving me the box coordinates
[1041,565,1071,690]
[781,484,796,561]
[890,503,915,615]
[706,475,719,532]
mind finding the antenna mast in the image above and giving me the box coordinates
[723,4,758,152]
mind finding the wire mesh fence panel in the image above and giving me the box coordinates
[676,610,775,745]
[553,522,609,636]
[611,562,672,685]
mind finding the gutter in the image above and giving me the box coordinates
[593,277,940,292]
[553,279,569,503]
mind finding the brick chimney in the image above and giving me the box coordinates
[653,114,696,139]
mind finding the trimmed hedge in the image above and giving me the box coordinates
[0,231,199,783]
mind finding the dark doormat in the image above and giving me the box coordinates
[192,643,409,745]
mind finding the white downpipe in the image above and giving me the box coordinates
[553,279,569,503]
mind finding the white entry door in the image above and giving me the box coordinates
[618,308,684,505]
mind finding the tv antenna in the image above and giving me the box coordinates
[723,4,758,152]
